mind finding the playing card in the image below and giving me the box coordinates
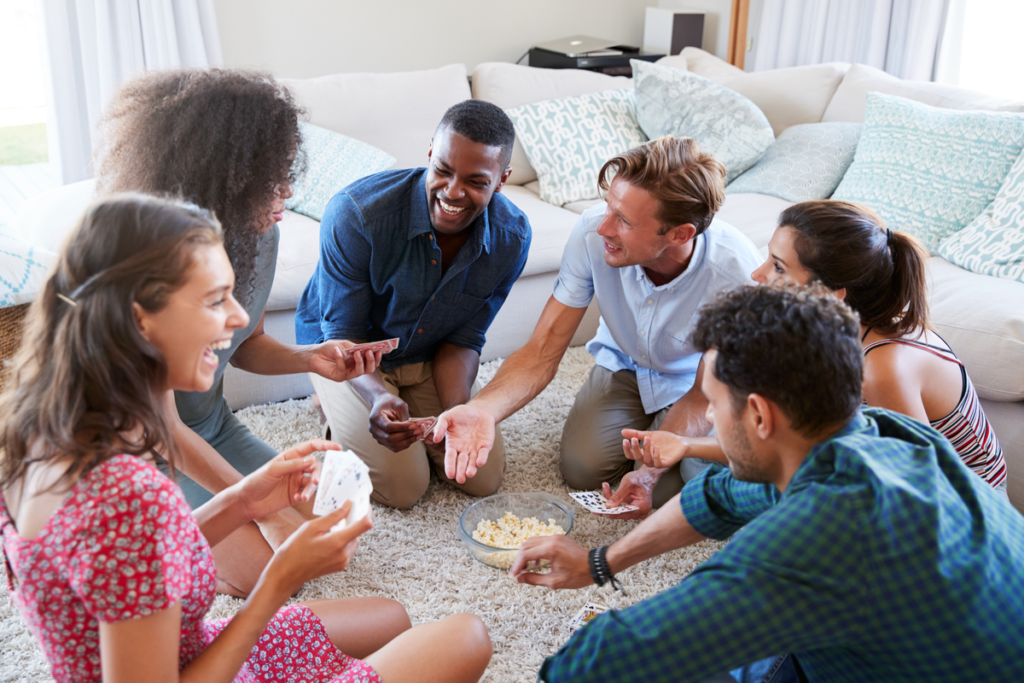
[341,338,399,360]
[568,602,608,631]
[407,416,438,440]
[569,491,639,515]
[313,450,373,530]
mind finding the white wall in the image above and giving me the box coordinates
[213,0,654,78]
[657,0,733,60]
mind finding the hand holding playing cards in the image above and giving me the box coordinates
[369,395,419,452]
[601,468,663,520]
[308,340,382,383]
[621,429,690,468]
[433,404,495,484]
[238,439,336,522]
[266,501,372,597]
[509,535,592,589]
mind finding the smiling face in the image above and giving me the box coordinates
[596,178,687,269]
[702,350,772,483]
[424,127,510,235]
[751,226,815,286]
[135,244,249,393]
[254,179,294,234]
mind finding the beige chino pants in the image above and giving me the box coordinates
[310,362,506,509]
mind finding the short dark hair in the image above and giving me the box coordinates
[437,99,516,168]
[598,136,726,236]
[779,200,930,337]
[691,284,863,435]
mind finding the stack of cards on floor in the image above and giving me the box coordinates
[569,491,639,515]
[313,450,373,531]
[341,338,399,361]
[569,603,608,631]
[407,416,437,441]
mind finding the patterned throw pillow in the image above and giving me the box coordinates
[937,148,1024,283]
[505,90,647,206]
[286,122,396,221]
[727,122,863,202]
[832,92,1024,252]
[631,59,774,183]
[0,233,55,307]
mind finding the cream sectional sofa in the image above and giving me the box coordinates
[9,49,1024,509]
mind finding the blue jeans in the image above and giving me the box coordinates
[702,654,802,683]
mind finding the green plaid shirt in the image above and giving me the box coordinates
[540,408,1024,682]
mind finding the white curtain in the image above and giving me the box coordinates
[753,0,949,81]
[41,0,223,185]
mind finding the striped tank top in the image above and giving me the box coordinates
[863,337,1007,488]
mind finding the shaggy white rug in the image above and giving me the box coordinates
[0,347,724,682]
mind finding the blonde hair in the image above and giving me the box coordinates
[597,136,726,235]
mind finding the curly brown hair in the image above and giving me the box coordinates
[93,69,304,308]
[0,194,222,492]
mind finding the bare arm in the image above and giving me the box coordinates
[466,296,587,423]
[656,357,713,437]
[432,343,479,411]
[166,390,245,494]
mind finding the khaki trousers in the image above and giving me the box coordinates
[559,365,713,508]
[310,362,506,509]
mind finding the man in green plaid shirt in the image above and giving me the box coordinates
[512,285,1024,682]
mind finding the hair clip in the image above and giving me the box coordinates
[56,293,78,307]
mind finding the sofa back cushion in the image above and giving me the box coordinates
[822,63,1024,123]
[676,47,849,136]
[279,64,471,171]
[832,92,1024,251]
[472,62,632,186]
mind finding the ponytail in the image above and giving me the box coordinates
[780,200,931,337]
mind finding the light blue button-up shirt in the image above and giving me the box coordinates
[553,204,763,413]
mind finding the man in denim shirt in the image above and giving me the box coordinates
[295,100,530,508]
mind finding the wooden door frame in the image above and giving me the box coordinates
[727,0,751,68]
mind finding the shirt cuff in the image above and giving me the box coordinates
[679,465,746,541]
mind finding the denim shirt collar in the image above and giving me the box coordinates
[407,169,493,254]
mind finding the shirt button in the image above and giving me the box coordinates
[639,330,646,336]
[429,235,434,241]
[431,296,435,301]
[431,259,437,265]
[642,354,647,359]
[418,328,424,334]
[647,299,653,305]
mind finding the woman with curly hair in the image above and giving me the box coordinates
[620,200,1008,502]
[93,69,381,596]
[0,194,492,683]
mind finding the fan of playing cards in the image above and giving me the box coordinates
[313,450,373,531]
[569,491,639,516]
[340,338,399,361]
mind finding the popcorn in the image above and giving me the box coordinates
[472,511,565,549]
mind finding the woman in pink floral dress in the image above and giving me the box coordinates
[0,195,492,683]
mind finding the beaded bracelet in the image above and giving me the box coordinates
[588,545,624,593]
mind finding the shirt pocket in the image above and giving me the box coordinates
[444,291,491,331]
[657,330,693,361]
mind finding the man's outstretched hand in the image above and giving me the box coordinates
[432,404,496,484]
[601,467,666,520]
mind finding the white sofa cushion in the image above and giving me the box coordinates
[278,64,471,172]
[822,63,1024,123]
[633,60,774,183]
[13,179,96,251]
[927,257,1024,402]
[500,185,581,277]
[267,209,321,312]
[715,193,794,251]
[675,48,849,136]
[471,62,631,186]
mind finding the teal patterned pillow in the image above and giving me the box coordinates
[832,92,1024,252]
[937,148,1024,283]
[287,122,396,221]
[727,122,862,202]
[506,90,647,206]
[632,60,774,183]
[0,233,54,306]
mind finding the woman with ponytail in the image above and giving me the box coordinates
[622,200,1008,499]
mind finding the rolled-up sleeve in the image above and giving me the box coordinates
[444,234,531,352]
[317,192,374,342]
[680,465,781,540]
[552,216,596,309]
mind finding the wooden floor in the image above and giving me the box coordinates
[0,163,57,232]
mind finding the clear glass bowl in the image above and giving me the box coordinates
[456,492,574,570]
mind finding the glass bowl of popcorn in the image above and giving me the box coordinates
[456,492,574,570]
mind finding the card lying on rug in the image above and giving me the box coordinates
[569,491,639,515]
[341,338,399,360]
[568,602,608,631]
[313,450,373,531]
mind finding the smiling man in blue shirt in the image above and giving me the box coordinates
[295,100,530,508]
[434,137,762,509]
[511,285,1024,683]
